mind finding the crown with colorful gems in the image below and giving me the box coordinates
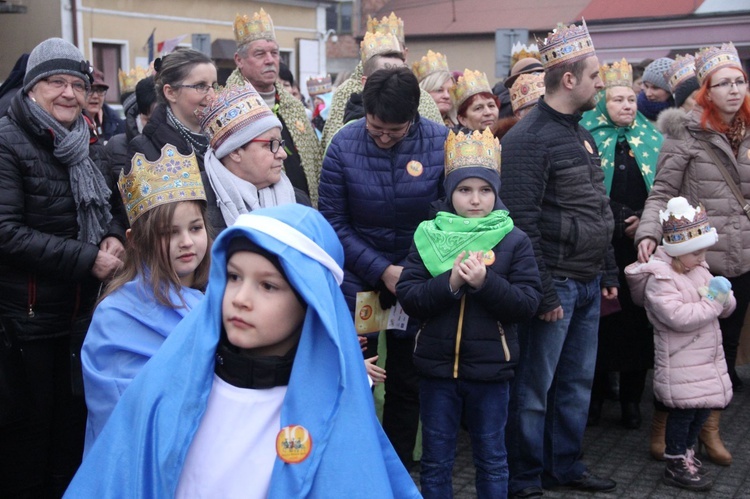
[234,9,275,46]
[538,20,595,70]
[118,66,150,94]
[600,58,632,89]
[307,75,332,96]
[360,31,402,63]
[451,69,492,108]
[510,42,541,68]
[664,55,697,92]
[412,50,450,82]
[367,12,404,45]
[510,73,545,113]
[120,144,206,225]
[196,84,273,151]
[694,43,742,85]
[445,128,501,176]
[659,197,717,256]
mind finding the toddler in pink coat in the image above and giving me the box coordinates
[626,197,735,492]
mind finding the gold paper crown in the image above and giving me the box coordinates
[538,20,595,70]
[445,128,501,176]
[510,42,541,68]
[120,144,206,225]
[511,73,545,113]
[118,66,150,94]
[412,50,450,82]
[664,55,697,92]
[600,58,632,89]
[234,9,275,46]
[360,31,402,63]
[694,43,742,85]
[307,75,332,96]
[451,69,492,108]
[367,12,405,45]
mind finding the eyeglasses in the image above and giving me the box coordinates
[89,87,107,96]
[709,79,748,91]
[43,77,87,94]
[365,120,413,140]
[248,138,285,154]
[172,83,218,95]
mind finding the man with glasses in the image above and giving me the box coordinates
[319,67,448,470]
[85,68,124,143]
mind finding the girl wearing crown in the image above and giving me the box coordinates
[636,42,750,466]
[80,144,211,454]
[397,129,542,498]
[627,197,735,491]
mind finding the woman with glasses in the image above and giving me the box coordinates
[199,84,310,233]
[636,43,750,467]
[0,37,126,496]
[85,68,124,143]
[128,48,217,173]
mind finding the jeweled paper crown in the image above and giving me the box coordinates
[659,197,717,257]
[445,128,501,176]
[412,50,450,82]
[600,58,632,89]
[360,31,402,64]
[510,42,541,68]
[307,75,332,96]
[118,66,150,94]
[664,55,697,92]
[367,12,404,45]
[234,9,275,46]
[451,69,492,108]
[120,144,206,225]
[694,43,742,85]
[538,20,596,70]
[510,73,545,113]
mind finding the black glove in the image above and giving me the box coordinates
[374,281,397,310]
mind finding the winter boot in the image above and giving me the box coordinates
[698,410,732,466]
[662,454,713,491]
[650,410,668,461]
[686,447,709,476]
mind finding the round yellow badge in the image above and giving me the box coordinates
[629,149,635,158]
[406,160,423,177]
[584,140,593,155]
[359,305,373,321]
[276,425,312,464]
[482,250,495,266]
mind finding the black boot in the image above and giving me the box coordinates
[620,402,641,429]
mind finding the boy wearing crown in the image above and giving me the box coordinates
[500,22,619,496]
[397,129,542,498]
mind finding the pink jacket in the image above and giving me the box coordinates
[625,247,735,409]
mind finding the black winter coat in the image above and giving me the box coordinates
[128,104,205,171]
[0,92,127,337]
[105,93,140,182]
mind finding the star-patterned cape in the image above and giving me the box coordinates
[582,90,663,195]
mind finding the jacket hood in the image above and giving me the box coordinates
[656,107,689,139]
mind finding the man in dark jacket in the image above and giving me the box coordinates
[500,22,619,497]
[319,67,448,470]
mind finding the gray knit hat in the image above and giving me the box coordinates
[23,38,92,93]
[642,57,674,92]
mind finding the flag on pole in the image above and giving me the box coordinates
[157,35,188,56]
[144,29,156,62]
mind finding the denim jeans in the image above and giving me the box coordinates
[664,408,711,456]
[506,276,601,492]
[420,377,510,499]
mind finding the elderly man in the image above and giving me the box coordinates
[226,9,322,206]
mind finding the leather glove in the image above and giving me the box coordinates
[374,280,397,310]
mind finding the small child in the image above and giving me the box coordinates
[81,144,210,453]
[65,204,420,498]
[397,129,542,498]
[626,197,735,492]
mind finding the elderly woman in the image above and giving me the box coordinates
[581,58,662,433]
[0,38,126,496]
[199,84,310,233]
[413,50,457,127]
[636,43,750,467]
[453,69,500,132]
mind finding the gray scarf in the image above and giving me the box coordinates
[24,94,112,244]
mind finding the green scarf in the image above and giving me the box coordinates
[582,90,662,195]
[413,210,514,277]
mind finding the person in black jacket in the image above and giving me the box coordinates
[500,22,619,497]
[397,128,542,498]
[0,37,126,497]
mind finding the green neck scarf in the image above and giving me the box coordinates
[581,90,662,195]
[413,210,514,277]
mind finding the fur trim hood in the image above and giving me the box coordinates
[656,107,690,139]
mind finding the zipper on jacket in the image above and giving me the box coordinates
[669,333,700,358]
[453,295,466,378]
[27,275,36,318]
[414,323,425,353]
[498,322,511,362]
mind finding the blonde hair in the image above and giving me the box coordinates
[419,70,457,125]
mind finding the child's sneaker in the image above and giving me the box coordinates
[663,454,713,491]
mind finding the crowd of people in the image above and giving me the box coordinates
[0,7,748,499]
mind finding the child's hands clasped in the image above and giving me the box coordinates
[449,251,487,291]
[703,276,733,305]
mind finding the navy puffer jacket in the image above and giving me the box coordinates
[319,115,449,316]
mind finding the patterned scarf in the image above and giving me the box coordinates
[413,210,514,277]
[166,106,208,157]
[727,114,748,158]
[23,94,111,244]
[582,91,662,195]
